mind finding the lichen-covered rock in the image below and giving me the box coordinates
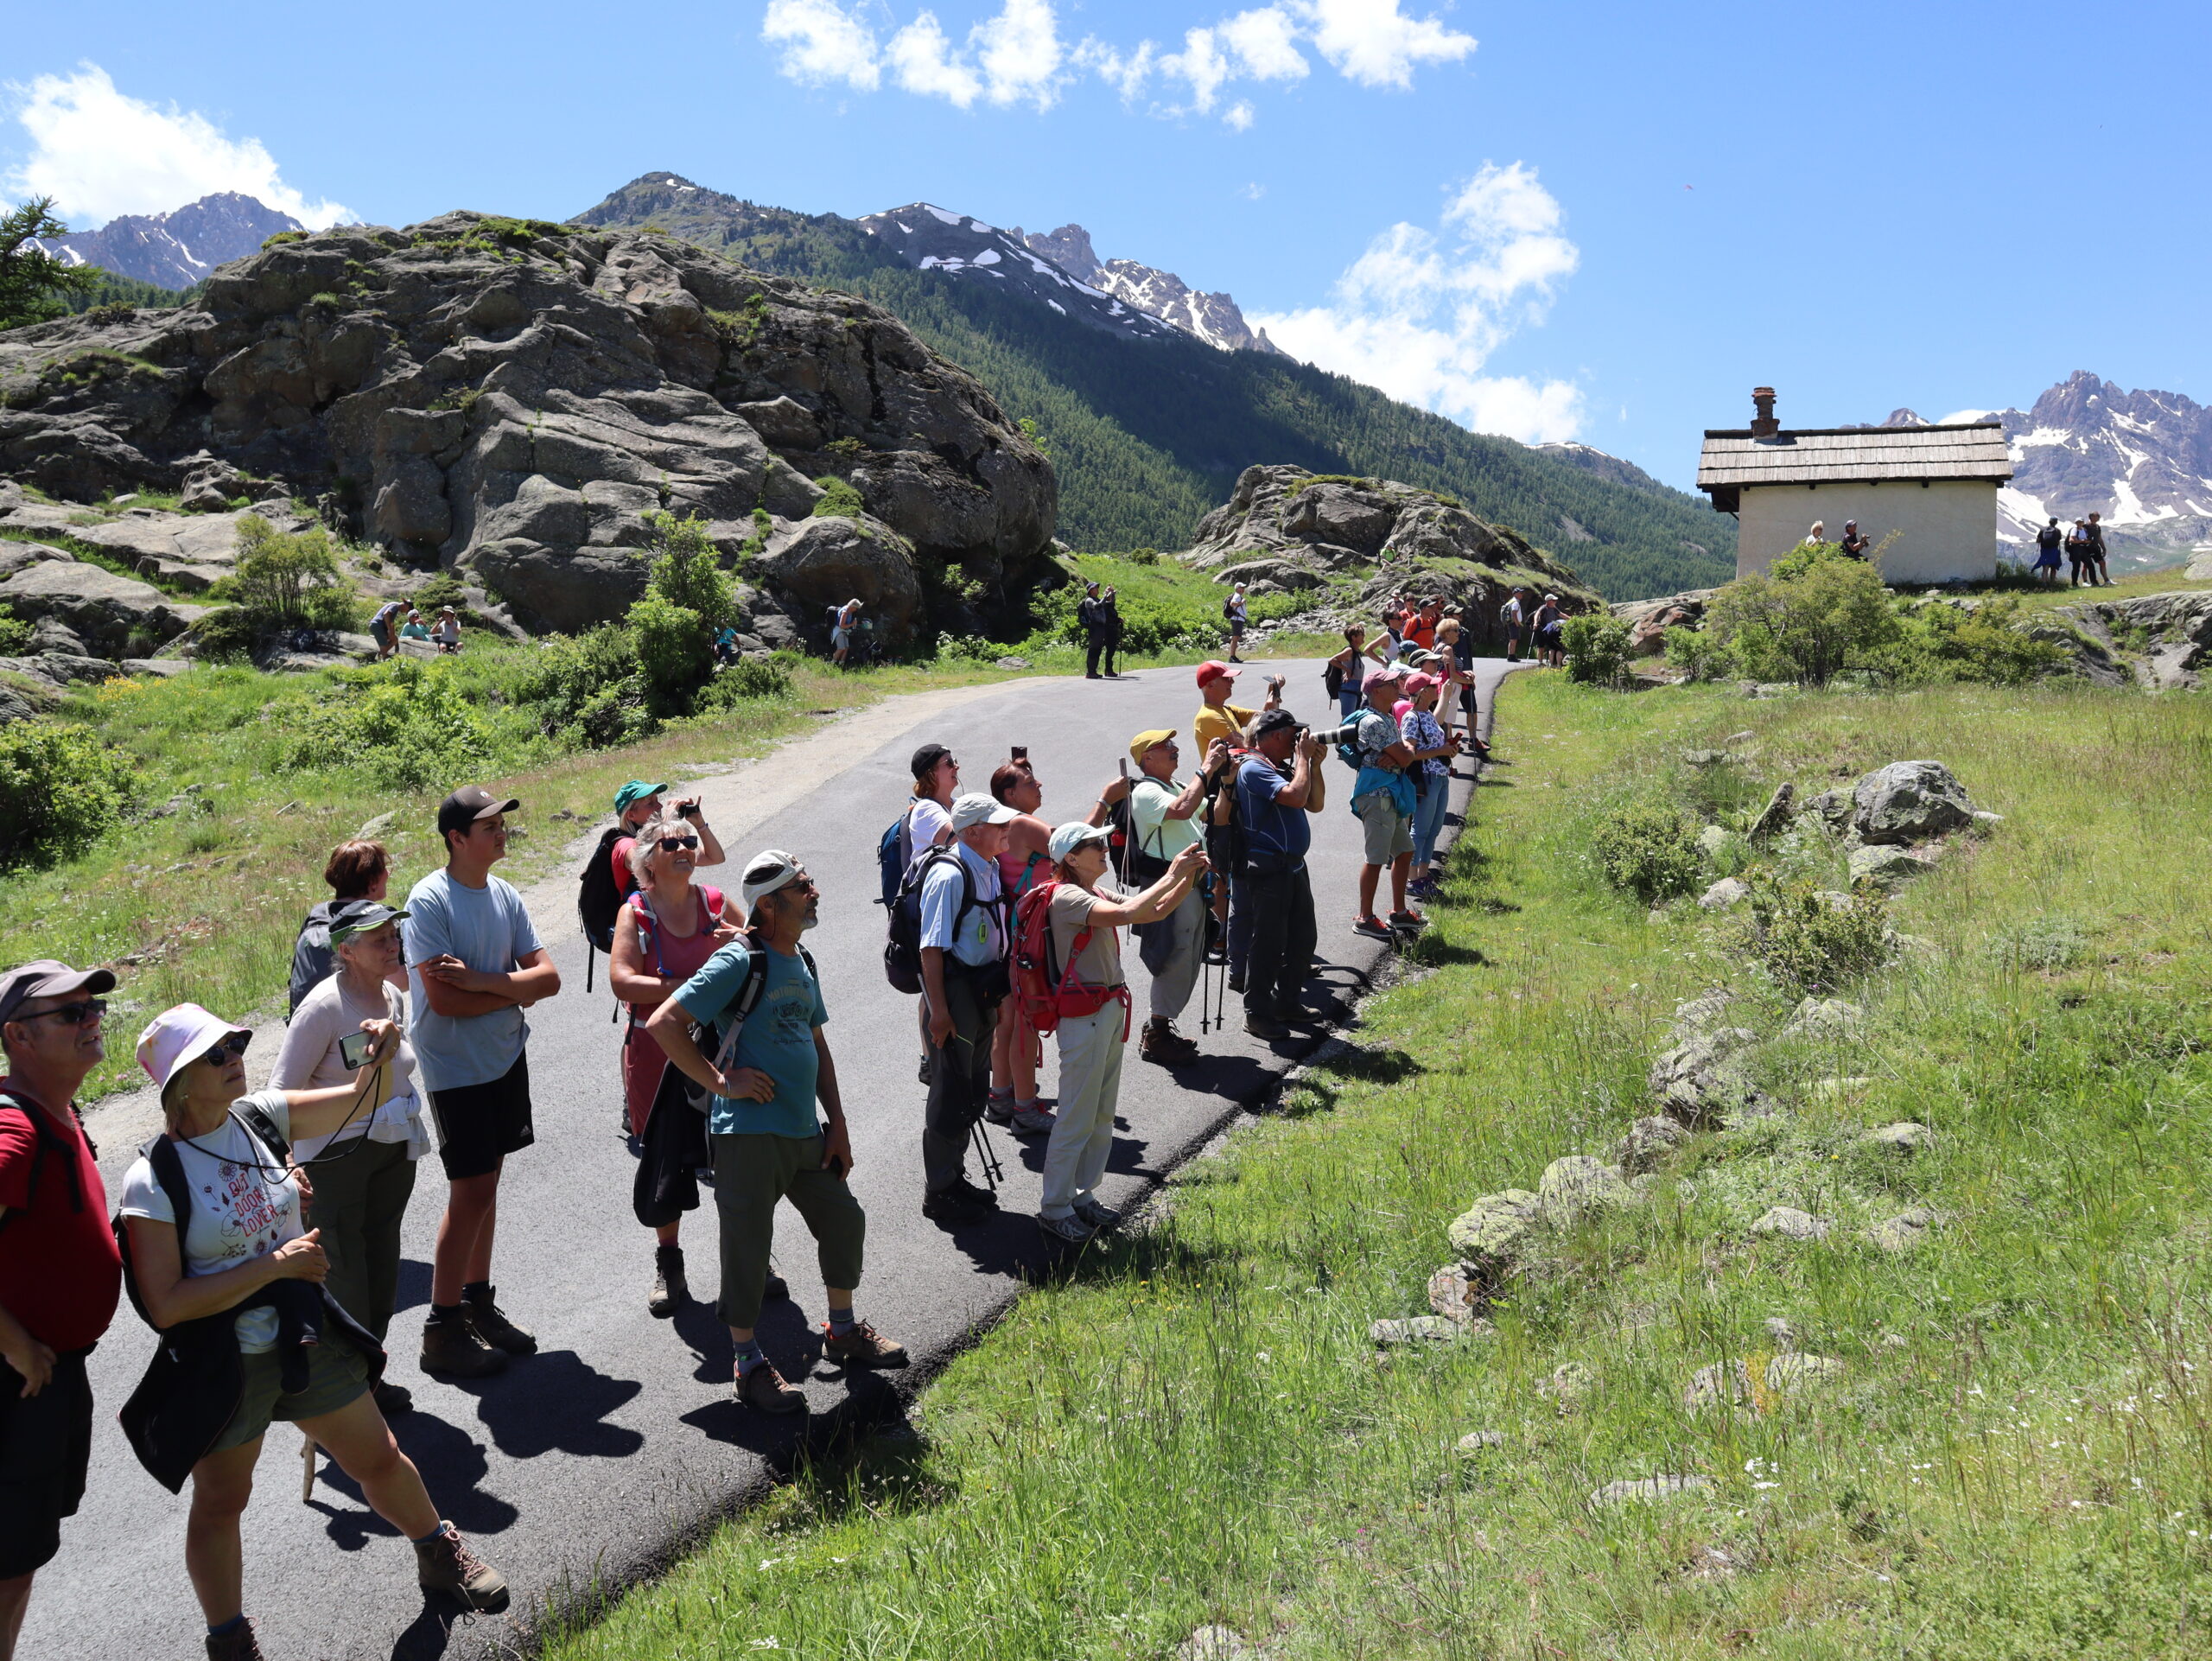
[1805,787,1855,833]
[1446,1189,1544,1265]
[1865,1122,1935,1155]
[1683,1359,1752,1411]
[1764,1352,1845,1395]
[1751,1206,1831,1242]
[1426,1264,1484,1326]
[1783,997,1864,1041]
[1539,1361,1594,1410]
[1454,1429,1508,1458]
[1539,1155,1633,1219]
[1619,1115,1691,1174]
[1590,1474,1709,1506]
[1748,782,1796,842]
[1368,1314,1468,1347]
[0,213,1056,643]
[1866,1207,1938,1253]
[1649,1028,1765,1126]
[1852,760,1974,845]
[1849,843,1936,886]
[1699,876,1750,911]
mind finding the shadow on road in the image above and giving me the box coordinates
[442,1351,648,1461]
[313,1409,524,1543]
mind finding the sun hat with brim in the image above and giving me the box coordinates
[950,793,1020,832]
[328,900,410,945]
[613,780,669,816]
[137,1003,251,1091]
[1127,728,1177,764]
[0,960,117,1028]
[741,849,807,914]
[1047,822,1110,865]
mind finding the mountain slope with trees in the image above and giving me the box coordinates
[574,175,1734,600]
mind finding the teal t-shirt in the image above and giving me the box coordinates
[675,939,829,1138]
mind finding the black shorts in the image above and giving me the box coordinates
[429,1051,534,1181]
[0,1346,94,1579]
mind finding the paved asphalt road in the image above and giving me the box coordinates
[27,656,1532,1661]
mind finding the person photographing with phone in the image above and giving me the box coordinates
[646,850,907,1414]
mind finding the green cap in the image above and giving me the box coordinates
[613,780,670,817]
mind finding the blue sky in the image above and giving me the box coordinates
[6,1,2207,490]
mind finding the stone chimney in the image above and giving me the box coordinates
[1750,386,1780,438]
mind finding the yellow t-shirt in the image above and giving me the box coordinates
[1192,702,1255,753]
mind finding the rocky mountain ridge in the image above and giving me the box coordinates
[29,192,303,292]
[1007,222,1283,356]
[0,212,1056,646]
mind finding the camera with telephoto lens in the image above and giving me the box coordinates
[1303,722,1357,748]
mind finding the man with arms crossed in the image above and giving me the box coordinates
[1235,714,1327,1039]
[409,786,562,1378]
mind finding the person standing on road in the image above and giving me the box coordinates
[901,745,959,868]
[1500,589,1528,662]
[918,795,1019,1227]
[648,851,908,1414]
[1326,626,1389,723]
[608,781,728,894]
[1399,675,1455,901]
[1078,582,1108,679]
[0,962,121,1661]
[985,761,1057,1136]
[830,598,862,667]
[1034,824,1208,1245]
[1101,587,1125,677]
[1192,659,1282,754]
[122,1006,507,1657]
[270,901,429,1418]
[1234,712,1325,1039]
[1532,594,1566,669]
[1347,665,1421,939]
[607,816,734,1318]
[406,786,561,1380]
[1125,729,1230,1067]
[289,839,405,1017]
[1224,584,1249,663]
[2086,512,2112,585]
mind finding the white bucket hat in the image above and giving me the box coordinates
[137,1003,251,1090]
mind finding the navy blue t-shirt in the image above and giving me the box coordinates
[1236,755,1312,872]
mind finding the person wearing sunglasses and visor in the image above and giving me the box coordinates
[0,961,121,1661]
[269,900,428,1418]
[118,1003,507,1658]
[608,813,736,1318]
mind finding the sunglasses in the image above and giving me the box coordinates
[656,835,701,852]
[199,1035,251,1066]
[20,998,105,1027]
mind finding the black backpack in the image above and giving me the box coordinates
[1322,656,1345,699]
[884,845,988,994]
[578,824,634,990]
[0,1090,94,1238]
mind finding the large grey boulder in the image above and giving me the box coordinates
[0,559,203,655]
[1539,1155,1633,1218]
[755,515,925,640]
[1852,760,1974,845]
[1611,587,1719,656]
[0,214,1057,644]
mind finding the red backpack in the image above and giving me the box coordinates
[1010,879,1130,1040]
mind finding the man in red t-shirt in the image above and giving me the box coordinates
[0,959,121,1658]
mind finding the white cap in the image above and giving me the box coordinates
[1047,821,1110,865]
[950,792,1019,831]
[740,849,807,913]
[137,1003,250,1090]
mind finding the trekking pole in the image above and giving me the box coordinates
[970,1117,1006,1191]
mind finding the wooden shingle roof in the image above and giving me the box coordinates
[1697,422,2012,492]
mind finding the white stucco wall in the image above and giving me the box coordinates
[1737,480,2001,583]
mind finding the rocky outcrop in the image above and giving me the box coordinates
[1852,760,1975,845]
[0,556,205,659]
[0,213,1058,643]
[2037,590,2212,690]
[29,192,302,292]
[1611,587,1719,656]
[1180,465,1599,652]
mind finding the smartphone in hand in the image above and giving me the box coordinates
[339,1029,372,1070]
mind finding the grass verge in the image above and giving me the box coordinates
[542,671,2212,1660]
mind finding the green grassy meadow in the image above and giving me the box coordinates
[536,671,2212,1660]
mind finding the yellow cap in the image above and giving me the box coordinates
[1128,729,1177,763]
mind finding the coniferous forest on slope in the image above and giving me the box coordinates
[573,181,1735,601]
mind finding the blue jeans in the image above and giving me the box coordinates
[1412,771,1449,870]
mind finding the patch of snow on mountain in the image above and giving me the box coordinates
[1047,299,1066,315]
[974,249,1001,265]
[969,219,994,233]
[924,205,964,226]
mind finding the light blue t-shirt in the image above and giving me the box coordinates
[404,868,543,1092]
[676,939,829,1139]
[918,843,1005,967]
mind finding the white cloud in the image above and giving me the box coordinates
[761,0,883,91]
[4,63,351,228]
[1241,181,1268,200]
[762,0,1468,124]
[1302,0,1476,88]
[1252,162,1582,443]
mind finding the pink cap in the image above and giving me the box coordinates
[137,1003,250,1090]
[1392,699,1414,721]
[1404,671,1440,694]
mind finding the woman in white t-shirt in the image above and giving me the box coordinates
[271,899,428,1418]
[120,1003,507,1651]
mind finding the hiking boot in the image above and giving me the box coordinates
[1226,970,1246,995]
[922,1185,993,1226]
[1270,1001,1316,1028]
[464,1286,537,1355]
[1244,1014,1292,1041]
[983,1089,1016,1127]
[649,1245,689,1319]
[420,1314,508,1378]
[1073,1197,1122,1232]
[416,1522,510,1613]
[1036,1210,1096,1246]
[1140,1019,1199,1066]
[1009,1103,1058,1137]
[205,1619,267,1661]
[735,1359,807,1414]
[822,1320,911,1368]
[1388,909,1427,931]
[1352,915,1394,941]
[371,1378,414,1417]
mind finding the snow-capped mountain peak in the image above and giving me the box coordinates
[1981,371,2212,565]
[28,192,304,291]
[855,205,1179,340]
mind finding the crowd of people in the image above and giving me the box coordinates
[0,606,1523,1660]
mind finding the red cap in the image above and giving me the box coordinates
[1195,660,1240,690]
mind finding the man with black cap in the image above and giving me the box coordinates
[407,786,562,1378]
[1235,713,1327,1038]
[918,793,1020,1225]
[0,960,121,1657]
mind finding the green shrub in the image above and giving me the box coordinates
[409,572,475,620]
[1590,796,1702,903]
[0,605,29,656]
[696,655,795,710]
[811,478,867,519]
[1126,546,1160,565]
[631,593,714,716]
[279,660,496,792]
[1706,541,1897,686]
[1744,875,1891,996]
[1561,613,1630,685]
[1662,624,1720,681]
[1878,595,2069,686]
[206,514,359,637]
[0,722,138,869]
[507,623,652,747]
